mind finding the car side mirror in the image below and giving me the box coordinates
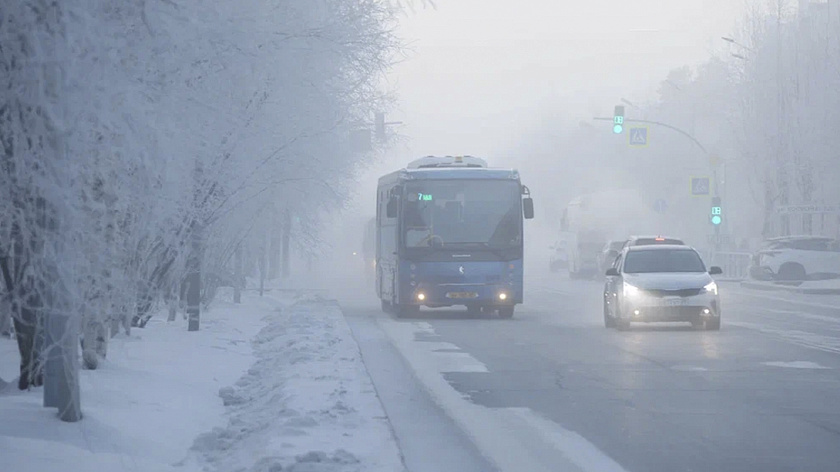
[386,196,397,218]
[709,266,723,275]
[605,268,619,277]
[523,197,534,219]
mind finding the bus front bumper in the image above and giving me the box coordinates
[408,284,519,307]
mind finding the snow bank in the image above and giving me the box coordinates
[0,293,274,472]
[188,294,405,472]
[0,291,402,472]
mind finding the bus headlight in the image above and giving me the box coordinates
[704,282,718,295]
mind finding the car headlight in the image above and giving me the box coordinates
[623,282,640,297]
[704,281,718,295]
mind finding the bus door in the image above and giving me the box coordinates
[377,185,400,302]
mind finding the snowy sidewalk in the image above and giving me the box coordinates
[0,291,403,472]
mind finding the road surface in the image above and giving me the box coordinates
[339,270,840,472]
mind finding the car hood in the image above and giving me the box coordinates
[623,272,712,290]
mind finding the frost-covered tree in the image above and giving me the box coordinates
[731,0,840,237]
[1,0,402,420]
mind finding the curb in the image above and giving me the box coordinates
[740,280,840,295]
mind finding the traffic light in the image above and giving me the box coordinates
[710,196,722,225]
[613,105,625,134]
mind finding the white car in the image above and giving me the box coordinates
[549,240,569,272]
[597,240,627,274]
[604,245,722,331]
[749,236,840,281]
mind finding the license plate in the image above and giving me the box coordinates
[664,297,687,307]
[446,292,478,299]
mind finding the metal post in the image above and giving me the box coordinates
[282,209,291,278]
[713,168,721,253]
[186,223,202,332]
[233,244,242,304]
[258,230,266,297]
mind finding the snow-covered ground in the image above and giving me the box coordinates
[0,290,403,472]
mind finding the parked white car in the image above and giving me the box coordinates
[749,236,840,281]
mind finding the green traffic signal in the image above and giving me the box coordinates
[711,204,722,225]
[613,105,625,134]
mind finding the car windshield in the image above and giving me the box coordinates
[623,249,706,273]
[402,180,521,248]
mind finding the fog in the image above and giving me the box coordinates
[315,0,755,293]
[5,2,840,469]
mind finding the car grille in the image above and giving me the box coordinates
[644,288,703,298]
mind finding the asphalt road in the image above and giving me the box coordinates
[339,270,840,472]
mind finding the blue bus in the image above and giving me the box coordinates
[375,156,534,318]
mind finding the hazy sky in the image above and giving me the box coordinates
[385,0,746,159]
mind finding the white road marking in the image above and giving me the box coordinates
[727,321,840,355]
[730,288,840,312]
[379,317,629,472]
[754,308,840,326]
[671,365,708,372]
[763,361,831,369]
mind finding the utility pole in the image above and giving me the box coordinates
[776,7,790,237]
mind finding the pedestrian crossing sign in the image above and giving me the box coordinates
[690,176,711,196]
[628,127,649,147]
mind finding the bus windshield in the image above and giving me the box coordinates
[402,180,522,249]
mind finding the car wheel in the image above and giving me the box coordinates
[466,305,482,316]
[778,263,806,282]
[498,306,515,319]
[381,300,392,314]
[706,318,721,331]
[614,307,630,331]
[603,302,615,328]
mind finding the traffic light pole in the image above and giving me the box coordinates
[594,115,723,252]
[593,117,709,155]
